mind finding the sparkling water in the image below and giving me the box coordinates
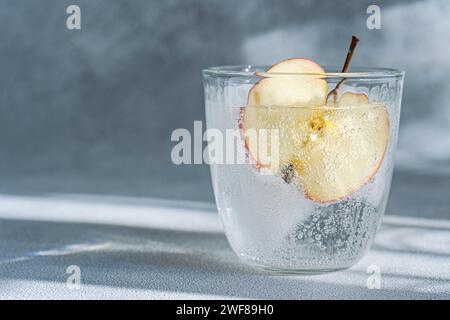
[204,73,402,272]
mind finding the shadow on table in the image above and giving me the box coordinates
[372,221,450,259]
[0,214,448,299]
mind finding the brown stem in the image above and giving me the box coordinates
[327,36,360,104]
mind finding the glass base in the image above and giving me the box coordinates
[239,254,359,275]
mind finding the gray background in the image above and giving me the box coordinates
[0,0,449,218]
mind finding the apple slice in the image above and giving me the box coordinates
[242,58,328,170]
[296,93,390,202]
[248,58,328,107]
[241,91,390,203]
[337,91,370,106]
[241,104,321,171]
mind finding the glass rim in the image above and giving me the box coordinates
[203,65,405,79]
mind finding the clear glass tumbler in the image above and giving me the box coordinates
[203,66,404,273]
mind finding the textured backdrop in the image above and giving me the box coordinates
[0,0,449,205]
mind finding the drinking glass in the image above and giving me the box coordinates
[203,66,404,273]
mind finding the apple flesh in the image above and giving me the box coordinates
[248,58,328,107]
[242,58,328,170]
[241,58,390,203]
[296,93,389,202]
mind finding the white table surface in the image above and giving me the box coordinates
[0,193,449,300]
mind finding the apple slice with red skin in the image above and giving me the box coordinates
[248,58,328,107]
[240,58,390,203]
[241,58,328,170]
[297,92,390,202]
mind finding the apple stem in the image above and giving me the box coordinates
[327,35,360,104]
